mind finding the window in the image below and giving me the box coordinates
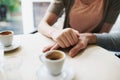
[21,0,50,34]
[0,0,51,34]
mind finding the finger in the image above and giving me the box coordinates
[42,44,55,52]
[64,31,74,45]
[69,41,84,57]
[57,38,66,48]
[61,34,71,47]
[73,30,80,37]
[51,44,60,50]
[71,31,79,44]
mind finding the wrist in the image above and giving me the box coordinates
[87,33,97,44]
[80,33,97,44]
[49,29,57,38]
[50,29,61,40]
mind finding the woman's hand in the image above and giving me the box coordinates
[51,28,80,48]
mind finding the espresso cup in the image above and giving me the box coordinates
[40,50,66,76]
[0,30,14,47]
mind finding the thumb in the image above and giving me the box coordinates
[69,41,84,57]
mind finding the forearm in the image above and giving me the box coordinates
[81,32,120,52]
[94,33,120,51]
[38,12,59,38]
[38,21,58,38]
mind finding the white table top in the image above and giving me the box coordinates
[1,33,120,80]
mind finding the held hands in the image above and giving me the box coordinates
[43,38,88,57]
[51,28,80,48]
[43,32,94,57]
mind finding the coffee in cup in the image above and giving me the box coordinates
[46,51,63,60]
[40,50,66,76]
[0,30,14,47]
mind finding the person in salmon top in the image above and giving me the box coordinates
[38,0,120,57]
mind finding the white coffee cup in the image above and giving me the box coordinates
[40,50,66,76]
[0,30,14,47]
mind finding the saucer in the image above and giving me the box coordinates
[3,41,20,52]
[36,65,75,80]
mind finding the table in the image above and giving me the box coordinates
[2,33,120,80]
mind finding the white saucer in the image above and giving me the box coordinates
[3,41,20,52]
[36,65,75,80]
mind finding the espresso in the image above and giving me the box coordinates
[0,31,12,35]
[46,52,63,60]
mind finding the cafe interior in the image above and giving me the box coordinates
[0,0,120,80]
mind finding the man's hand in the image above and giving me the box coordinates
[69,35,89,57]
[69,33,97,57]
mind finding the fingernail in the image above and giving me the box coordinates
[69,53,74,58]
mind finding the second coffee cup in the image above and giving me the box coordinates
[0,30,14,47]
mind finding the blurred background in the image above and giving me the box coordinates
[0,0,50,35]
